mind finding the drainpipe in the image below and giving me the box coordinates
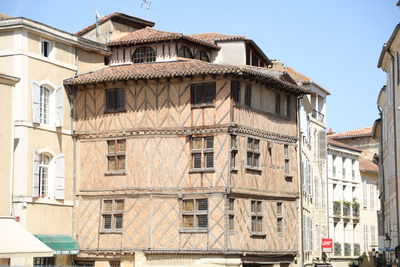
[377,101,386,253]
[297,95,305,267]
[386,49,400,252]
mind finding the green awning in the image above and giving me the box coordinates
[34,235,79,255]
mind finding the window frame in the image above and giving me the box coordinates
[230,135,238,172]
[194,51,209,62]
[244,84,252,107]
[101,199,124,233]
[105,88,126,112]
[231,80,241,105]
[250,199,265,237]
[106,139,126,175]
[190,82,216,107]
[275,94,281,114]
[180,198,208,232]
[38,153,51,197]
[228,198,235,231]
[246,137,261,171]
[39,85,51,124]
[178,46,193,59]
[132,46,156,63]
[40,39,52,58]
[277,202,284,236]
[190,136,215,173]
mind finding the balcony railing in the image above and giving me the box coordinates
[344,243,351,256]
[354,243,360,256]
[352,202,360,217]
[333,201,341,216]
[343,201,351,217]
[334,242,341,256]
[312,109,325,122]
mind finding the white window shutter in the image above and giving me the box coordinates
[54,153,65,200]
[32,81,41,123]
[32,150,40,197]
[55,86,63,127]
[363,182,367,208]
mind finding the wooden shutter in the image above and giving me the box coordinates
[32,150,40,197]
[231,80,240,104]
[55,86,63,127]
[244,84,252,107]
[319,131,327,159]
[275,94,280,114]
[117,88,125,110]
[363,182,368,208]
[191,84,202,105]
[32,81,41,123]
[54,153,65,200]
[286,96,291,117]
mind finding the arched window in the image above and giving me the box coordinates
[132,46,156,63]
[39,85,51,124]
[195,51,209,62]
[178,46,193,58]
[39,153,51,196]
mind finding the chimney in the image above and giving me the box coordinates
[327,128,335,135]
[271,60,284,72]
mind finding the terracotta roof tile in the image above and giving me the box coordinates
[108,27,219,49]
[283,66,312,83]
[328,138,362,152]
[75,12,154,36]
[329,127,373,140]
[64,59,308,94]
[359,158,378,173]
[189,33,246,43]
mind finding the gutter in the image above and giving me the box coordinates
[297,96,305,267]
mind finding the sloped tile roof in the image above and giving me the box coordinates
[189,33,246,43]
[64,58,308,94]
[359,158,378,173]
[108,27,219,49]
[283,66,312,83]
[75,12,154,36]
[329,126,373,140]
[328,138,362,152]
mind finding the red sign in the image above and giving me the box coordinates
[322,238,333,253]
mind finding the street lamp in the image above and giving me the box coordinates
[384,233,392,249]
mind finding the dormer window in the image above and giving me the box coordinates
[195,51,209,62]
[133,46,155,63]
[178,46,193,58]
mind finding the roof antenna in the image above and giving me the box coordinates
[93,0,101,37]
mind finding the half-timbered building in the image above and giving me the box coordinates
[65,14,309,267]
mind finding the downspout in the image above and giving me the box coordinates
[387,49,400,250]
[297,95,305,267]
[378,102,385,250]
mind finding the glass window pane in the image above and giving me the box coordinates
[247,138,253,149]
[197,199,208,211]
[228,199,234,211]
[192,84,202,105]
[192,138,202,150]
[183,199,194,211]
[253,139,260,150]
[229,215,234,230]
[118,156,125,170]
[257,201,262,213]
[205,83,215,104]
[251,216,256,232]
[277,202,282,216]
[108,156,116,170]
[254,154,260,167]
[115,215,123,229]
[257,217,263,232]
[205,137,214,149]
[183,215,194,228]
[247,152,252,166]
[103,215,112,229]
[251,200,256,213]
[193,154,202,169]
[115,199,124,211]
[205,153,214,168]
[103,200,113,211]
[108,140,116,153]
[197,215,208,228]
[117,140,126,152]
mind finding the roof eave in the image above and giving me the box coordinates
[378,24,400,68]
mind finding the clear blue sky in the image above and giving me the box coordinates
[2,0,399,132]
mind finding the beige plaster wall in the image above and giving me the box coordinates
[26,202,72,234]
[78,49,105,74]
[0,30,14,50]
[212,41,246,65]
[0,81,14,216]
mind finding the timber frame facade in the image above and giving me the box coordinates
[64,13,309,267]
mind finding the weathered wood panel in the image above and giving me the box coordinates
[76,197,101,250]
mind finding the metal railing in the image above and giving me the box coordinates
[312,109,325,122]
[333,201,341,216]
[334,242,341,256]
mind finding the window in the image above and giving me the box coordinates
[132,46,155,63]
[231,80,240,104]
[370,184,375,209]
[250,200,263,235]
[178,46,193,58]
[195,51,209,62]
[342,158,346,178]
[247,138,260,169]
[107,139,126,172]
[284,95,291,117]
[244,84,252,107]
[191,136,214,171]
[277,202,283,236]
[181,198,208,231]
[34,257,55,267]
[38,154,51,197]
[191,82,215,106]
[41,40,51,58]
[228,198,235,231]
[332,155,337,177]
[102,199,124,231]
[109,262,120,267]
[275,94,281,114]
[39,86,50,124]
[284,144,290,175]
[352,159,356,179]
[106,88,125,112]
[231,135,238,171]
